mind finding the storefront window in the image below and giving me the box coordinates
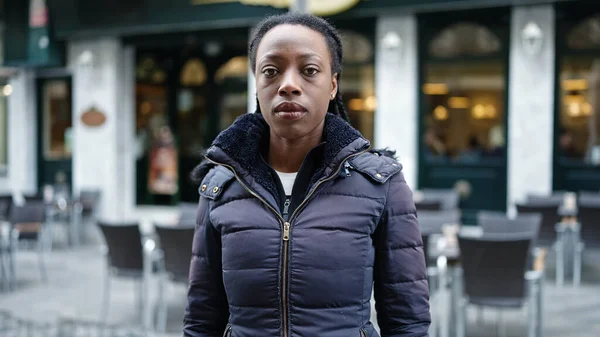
[216,56,248,131]
[135,53,175,204]
[422,23,506,163]
[0,81,9,174]
[340,30,376,143]
[558,15,600,165]
[42,80,72,160]
[178,58,209,157]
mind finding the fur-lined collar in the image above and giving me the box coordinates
[192,112,388,201]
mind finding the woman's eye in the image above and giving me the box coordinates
[262,68,278,77]
[303,67,319,76]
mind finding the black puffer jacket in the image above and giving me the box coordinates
[184,113,430,337]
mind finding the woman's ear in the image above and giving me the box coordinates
[330,73,338,100]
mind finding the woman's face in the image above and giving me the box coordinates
[255,24,338,140]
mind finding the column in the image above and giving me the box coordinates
[507,6,555,210]
[69,38,135,222]
[375,15,419,189]
[1,70,37,195]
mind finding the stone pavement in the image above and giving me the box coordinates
[1,245,599,337]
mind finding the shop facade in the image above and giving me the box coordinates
[0,0,594,223]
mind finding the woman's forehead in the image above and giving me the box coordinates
[256,24,330,62]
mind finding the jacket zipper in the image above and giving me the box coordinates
[360,328,368,337]
[205,146,370,337]
[223,325,232,337]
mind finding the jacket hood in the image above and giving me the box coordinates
[191,112,395,200]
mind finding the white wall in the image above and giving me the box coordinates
[0,70,37,195]
[69,38,136,222]
[507,5,555,210]
[375,15,419,189]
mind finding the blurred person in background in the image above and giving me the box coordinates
[184,12,430,337]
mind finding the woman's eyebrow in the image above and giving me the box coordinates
[259,52,323,64]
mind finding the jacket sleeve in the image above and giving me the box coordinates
[184,196,229,337]
[373,171,431,337]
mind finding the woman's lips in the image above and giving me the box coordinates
[274,102,307,121]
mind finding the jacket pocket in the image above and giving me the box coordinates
[222,324,232,337]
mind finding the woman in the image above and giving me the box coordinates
[184,13,430,337]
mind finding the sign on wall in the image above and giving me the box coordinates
[191,0,360,16]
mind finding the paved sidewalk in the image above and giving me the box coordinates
[1,245,599,336]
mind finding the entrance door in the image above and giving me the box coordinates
[417,9,510,224]
[37,77,73,195]
[134,30,249,205]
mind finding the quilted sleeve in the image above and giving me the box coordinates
[184,196,229,337]
[373,171,431,337]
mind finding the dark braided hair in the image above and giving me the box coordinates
[248,12,350,122]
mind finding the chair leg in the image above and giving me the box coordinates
[573,242,584,287]
[37,233,48,283]
[554,240,564,287]
[496,309,506,337]
[101,270,111,323]
[156,275,168,333]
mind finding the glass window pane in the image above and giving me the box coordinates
[0,82,8,173]
[340,30,375,143]
[558,56,600,165]
[429,23,501,58]
[42,80,72,160]
[422,61,506,162]
[216,56,248,131]
[567,15,600,50]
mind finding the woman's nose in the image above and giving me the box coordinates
[278,71,302,96]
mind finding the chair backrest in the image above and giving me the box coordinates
[418,209,462,235]
[577,202,600,249]
[78,189,101,212]
[421,189,460,210]
[458,233,532,301]
[579,192,600,207]
[178,202,198,225]
[9,201,46,224]
[516,203,560,247]
[0,195,12,220]
[477,211,541,237]
[415,200,442,211]
[155,224,195,282]
[98,222,144,272]
[526,193,564,206]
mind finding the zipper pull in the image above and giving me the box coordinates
[344,161,352,177]
[283,222,291,241]
[283,198,291,216]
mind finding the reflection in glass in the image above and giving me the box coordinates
[339,29,375,143]
[42,80,72,160]
[216,56,248,131]
[429,23,501,58]
[567,15,600,50]
[558,56,600,165]
[423,62,505,163]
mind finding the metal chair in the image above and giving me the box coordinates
[420,188,460,210]
[7,201,50,288]
[97,222,161,325]
[419,209,462,266]
[516,203,560,248]
[0,195,11,221]
[74,190,101,245]
[456,233,543,337]
[477,211,541,237]
[178,202,198,225]
[526,193,564,206]
[154,224,195,332]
